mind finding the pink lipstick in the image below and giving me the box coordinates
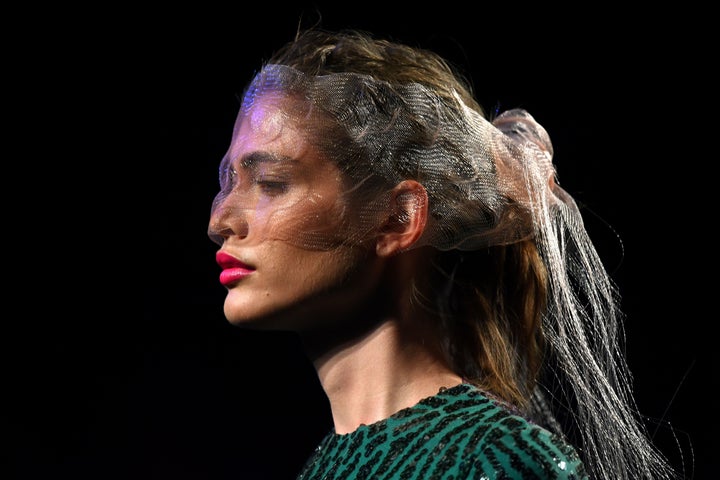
[216,251,255,286]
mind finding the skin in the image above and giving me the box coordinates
[209,93,462,434]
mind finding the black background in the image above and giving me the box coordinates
[9,3,712,479]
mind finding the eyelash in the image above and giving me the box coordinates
[220,164,289,197]
[256,180,288,196]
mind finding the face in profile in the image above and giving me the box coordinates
[208,94,381,330]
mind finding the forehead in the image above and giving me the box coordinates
[228,93,312,163]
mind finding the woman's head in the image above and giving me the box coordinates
[208,28,559,401]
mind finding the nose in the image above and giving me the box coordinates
[207,192,250,246]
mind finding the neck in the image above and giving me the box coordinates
[301,318,462,435]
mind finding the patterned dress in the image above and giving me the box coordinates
[296,383,586,479]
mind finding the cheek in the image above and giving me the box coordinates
[268,194,351,250]
[247,246,360,320]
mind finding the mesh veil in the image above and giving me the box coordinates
[210,64,677,479]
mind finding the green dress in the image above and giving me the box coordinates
[296,383,587,479]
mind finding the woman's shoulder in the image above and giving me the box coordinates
[429,383,588,479]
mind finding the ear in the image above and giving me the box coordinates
[376,180,429,257]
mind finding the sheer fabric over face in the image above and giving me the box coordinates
[211,64,567,252]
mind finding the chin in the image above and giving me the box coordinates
[223,306,283,331]
[222,295,311,331]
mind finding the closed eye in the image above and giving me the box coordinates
[256,180,288,196]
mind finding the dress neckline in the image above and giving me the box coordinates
[328,382,474,438]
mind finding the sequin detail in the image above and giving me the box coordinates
[296,384,587,479]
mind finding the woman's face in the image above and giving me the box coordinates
[208,94,380,330]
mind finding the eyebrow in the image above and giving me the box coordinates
[240,151,298,169]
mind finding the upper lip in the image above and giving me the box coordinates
[216,251,254,270]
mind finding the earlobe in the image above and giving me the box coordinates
[376,180,429,257]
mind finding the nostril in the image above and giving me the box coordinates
[208,217,249,244]
[207,229,226,246]
[209,193,251,242]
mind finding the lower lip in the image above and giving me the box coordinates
[219,268,254,286]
